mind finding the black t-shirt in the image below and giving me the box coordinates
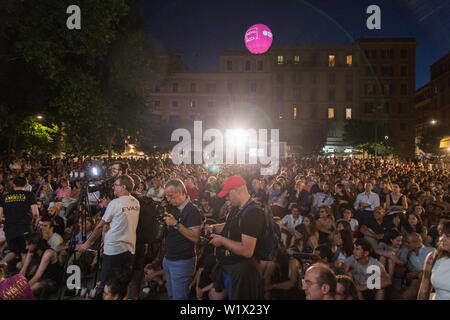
[219,201,265,265]
[1,190,36,227]
[362,216,393,235]
[164,202,202,261]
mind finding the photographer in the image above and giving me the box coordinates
[79,175,140,300]
[208,176,265,300]
[162,179,202,300]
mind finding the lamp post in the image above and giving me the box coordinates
[374,105,383,158]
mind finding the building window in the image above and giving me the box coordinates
[328,107,335,119]
[155,85,160,92]
[382,48,393,59]
[401,49,407,59]
[345,107,352,119]
[381,66,393,77]
[346,89,353,101]
[328,89,335,101]
[257,61,263,71]
[384,102,390,114]
[227,81,233,93]
[311,55,318,66]
[346,55,352,66]
[169,115,180,123]
[365,83,376,96]
[206,83,216,93]
[278,56,284,64]
[245,61,251,71]
[328,126,336,137]
[189,100,196,108]
[171,101,178,108]
[401,65,407,77]
[250,82,257,92]
[172,83,178,92]
[365,102,373,113]
[154,100,160,108]
[401,84,407,96]
[227,60,232,71]
[190,83,196,93]
[293,106,297,120]
[400,123,406,131]
[398,102,407,114]
[292,72,301,84]
[345,71,353,84]
[328,55,335,67]
[366,66,377,77]
[294,55,300,64]
[328,72,336,84]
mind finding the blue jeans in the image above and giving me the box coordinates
[163,256,196,300]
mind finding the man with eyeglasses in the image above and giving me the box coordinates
[79,175,140,300]
[302,262,336,300]
[161,179,202,300]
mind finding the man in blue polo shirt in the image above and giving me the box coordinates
[162,179,202,300]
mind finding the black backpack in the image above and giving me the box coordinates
[239,202,281,261]
[134,195,160,243]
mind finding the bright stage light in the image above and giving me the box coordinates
[226,128,249,147]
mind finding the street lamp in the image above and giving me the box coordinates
[36,115,43,120]
[431,119,437,125]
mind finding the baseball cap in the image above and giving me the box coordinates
[218,176,247,198]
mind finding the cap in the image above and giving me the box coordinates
[218,176,247,198]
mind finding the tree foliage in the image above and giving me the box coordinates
[343,120,393,156]
[417,125,450,155]
[0,0,167,156]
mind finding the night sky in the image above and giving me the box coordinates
[142,0,450,89]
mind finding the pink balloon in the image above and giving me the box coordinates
[244,24,273,54]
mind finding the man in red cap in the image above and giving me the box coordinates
[207,176,265,299]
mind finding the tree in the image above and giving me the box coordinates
[343,119,392,156]
[417,125,450,155]
[0,1,168,156]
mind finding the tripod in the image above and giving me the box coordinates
[58,180,101,300]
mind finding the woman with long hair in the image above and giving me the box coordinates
[300,215,319,249]
[288,224,313,255]
[385,184,408,213]
[376,229,406,279]
[418,222,450,300]
[402,212,427,240]
[332,229,354,264]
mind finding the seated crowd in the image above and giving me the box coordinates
[0,152,449,300]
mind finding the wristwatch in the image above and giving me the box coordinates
[173,221,180,230]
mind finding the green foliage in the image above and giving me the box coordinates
[417,125,450,154]
[0,0,166,156]
[17,117,59,152]
[343,120,392,156]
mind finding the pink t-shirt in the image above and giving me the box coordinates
[56,187,71,199]
[0,274,36,300]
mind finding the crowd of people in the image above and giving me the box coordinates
[0,150,449,300]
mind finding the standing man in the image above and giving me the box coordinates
[0,177,39,266]
[79,175,140,299]
[208,176,265,300]
[162,179,202,300]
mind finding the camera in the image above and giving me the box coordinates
[198,232,214,246]
[154,203,177,241]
